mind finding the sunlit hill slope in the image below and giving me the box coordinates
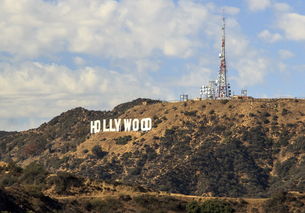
[1,98,305,199]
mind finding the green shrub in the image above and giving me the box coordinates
[201,199,234,213]
[263,119,270,124]
[275,157,296,177]
[119,194,132,201]
[186,199,234,213]
[85,198,122,212]
[92,145,108,158]
[23,184,44,197]
[128,167,141,175]
[186,201,201,213]
[287,136,305,153]
[0,175,18,187]
[115,136,132,145]
[153,118,162,128]
[262,112,271,117]
[264,191,289,213]
[134,195,186,212]
[184,111,198,117]
[249,113,256,117]
[278,136,289,146]
[19,162,48,185]
[209,110,215,115]
[221,100,229,104]
[47,172,83,194]
[5,162,23,176]
[281,108,289,116]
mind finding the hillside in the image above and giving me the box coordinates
[1,161,305,213]
[0,98,305,200]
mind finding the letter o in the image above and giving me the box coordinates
[132,119,139,131]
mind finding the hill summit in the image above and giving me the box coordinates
[0,98,305,198]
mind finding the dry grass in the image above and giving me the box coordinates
[67,99,305,159]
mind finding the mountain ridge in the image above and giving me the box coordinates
[0,98,305,198]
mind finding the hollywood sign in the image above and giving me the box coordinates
[90,118,152,134]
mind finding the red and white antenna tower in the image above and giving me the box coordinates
[200,16,232,100]
[216,16,231,99]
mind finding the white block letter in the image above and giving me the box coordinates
[132,119,139,131]
[114,119,121,132]
[103,119,110,132]
[90,120,101,134]
[124,119,132,131]
[109,119,116,132]
[141,118,152,131]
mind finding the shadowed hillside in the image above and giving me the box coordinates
[1,160,305,213]
[0,98,305,200]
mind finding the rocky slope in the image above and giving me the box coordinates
[0,98,305,198]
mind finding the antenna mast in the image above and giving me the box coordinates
[200,15,231,100]
[216,16,230,99]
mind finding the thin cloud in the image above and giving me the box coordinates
[258,30,282,43]
[247,0,271,11]
[222,6,240,15]
[278,49,294,59]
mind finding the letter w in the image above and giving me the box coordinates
[124,119,132,131]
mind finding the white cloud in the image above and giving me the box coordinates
[74,57,86,66]
[135,59,160,73]
[273,3,291,12]
[178,67,213,87]
[278,62,287,72]
[0,0,217,131]
[227,31,249,57]
[258,30,282,43]
[0,0,209,59]
[222,6,240,15]
[247,0,271,11]
[0,0,276,130]
[293,64,305,73]
[278,49,294,59]
[0,61,173,130]
[172,17,271,90]
[278,13,305,40]
[224,23,270,88]
[233,57,269,87]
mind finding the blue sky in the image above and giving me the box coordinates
[0,0,305,131]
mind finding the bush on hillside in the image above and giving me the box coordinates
[184,111,197,117]
[115,136,132,145]
[0,162,22,187]
[281,108,289,116]
[85,198,122,212]
[19,162,48,185]
[47,172,83,194]
[209,110,215,115]
[287,136,305,153]
[92,145,108,158]
[221,99,229,104]
[264,191,289,213]
[134,194,186,212]
[186,199,234,213]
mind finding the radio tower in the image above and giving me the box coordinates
[200,16,231,100]
[216,16,231,99]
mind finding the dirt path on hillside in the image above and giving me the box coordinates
[52,192,268,213]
